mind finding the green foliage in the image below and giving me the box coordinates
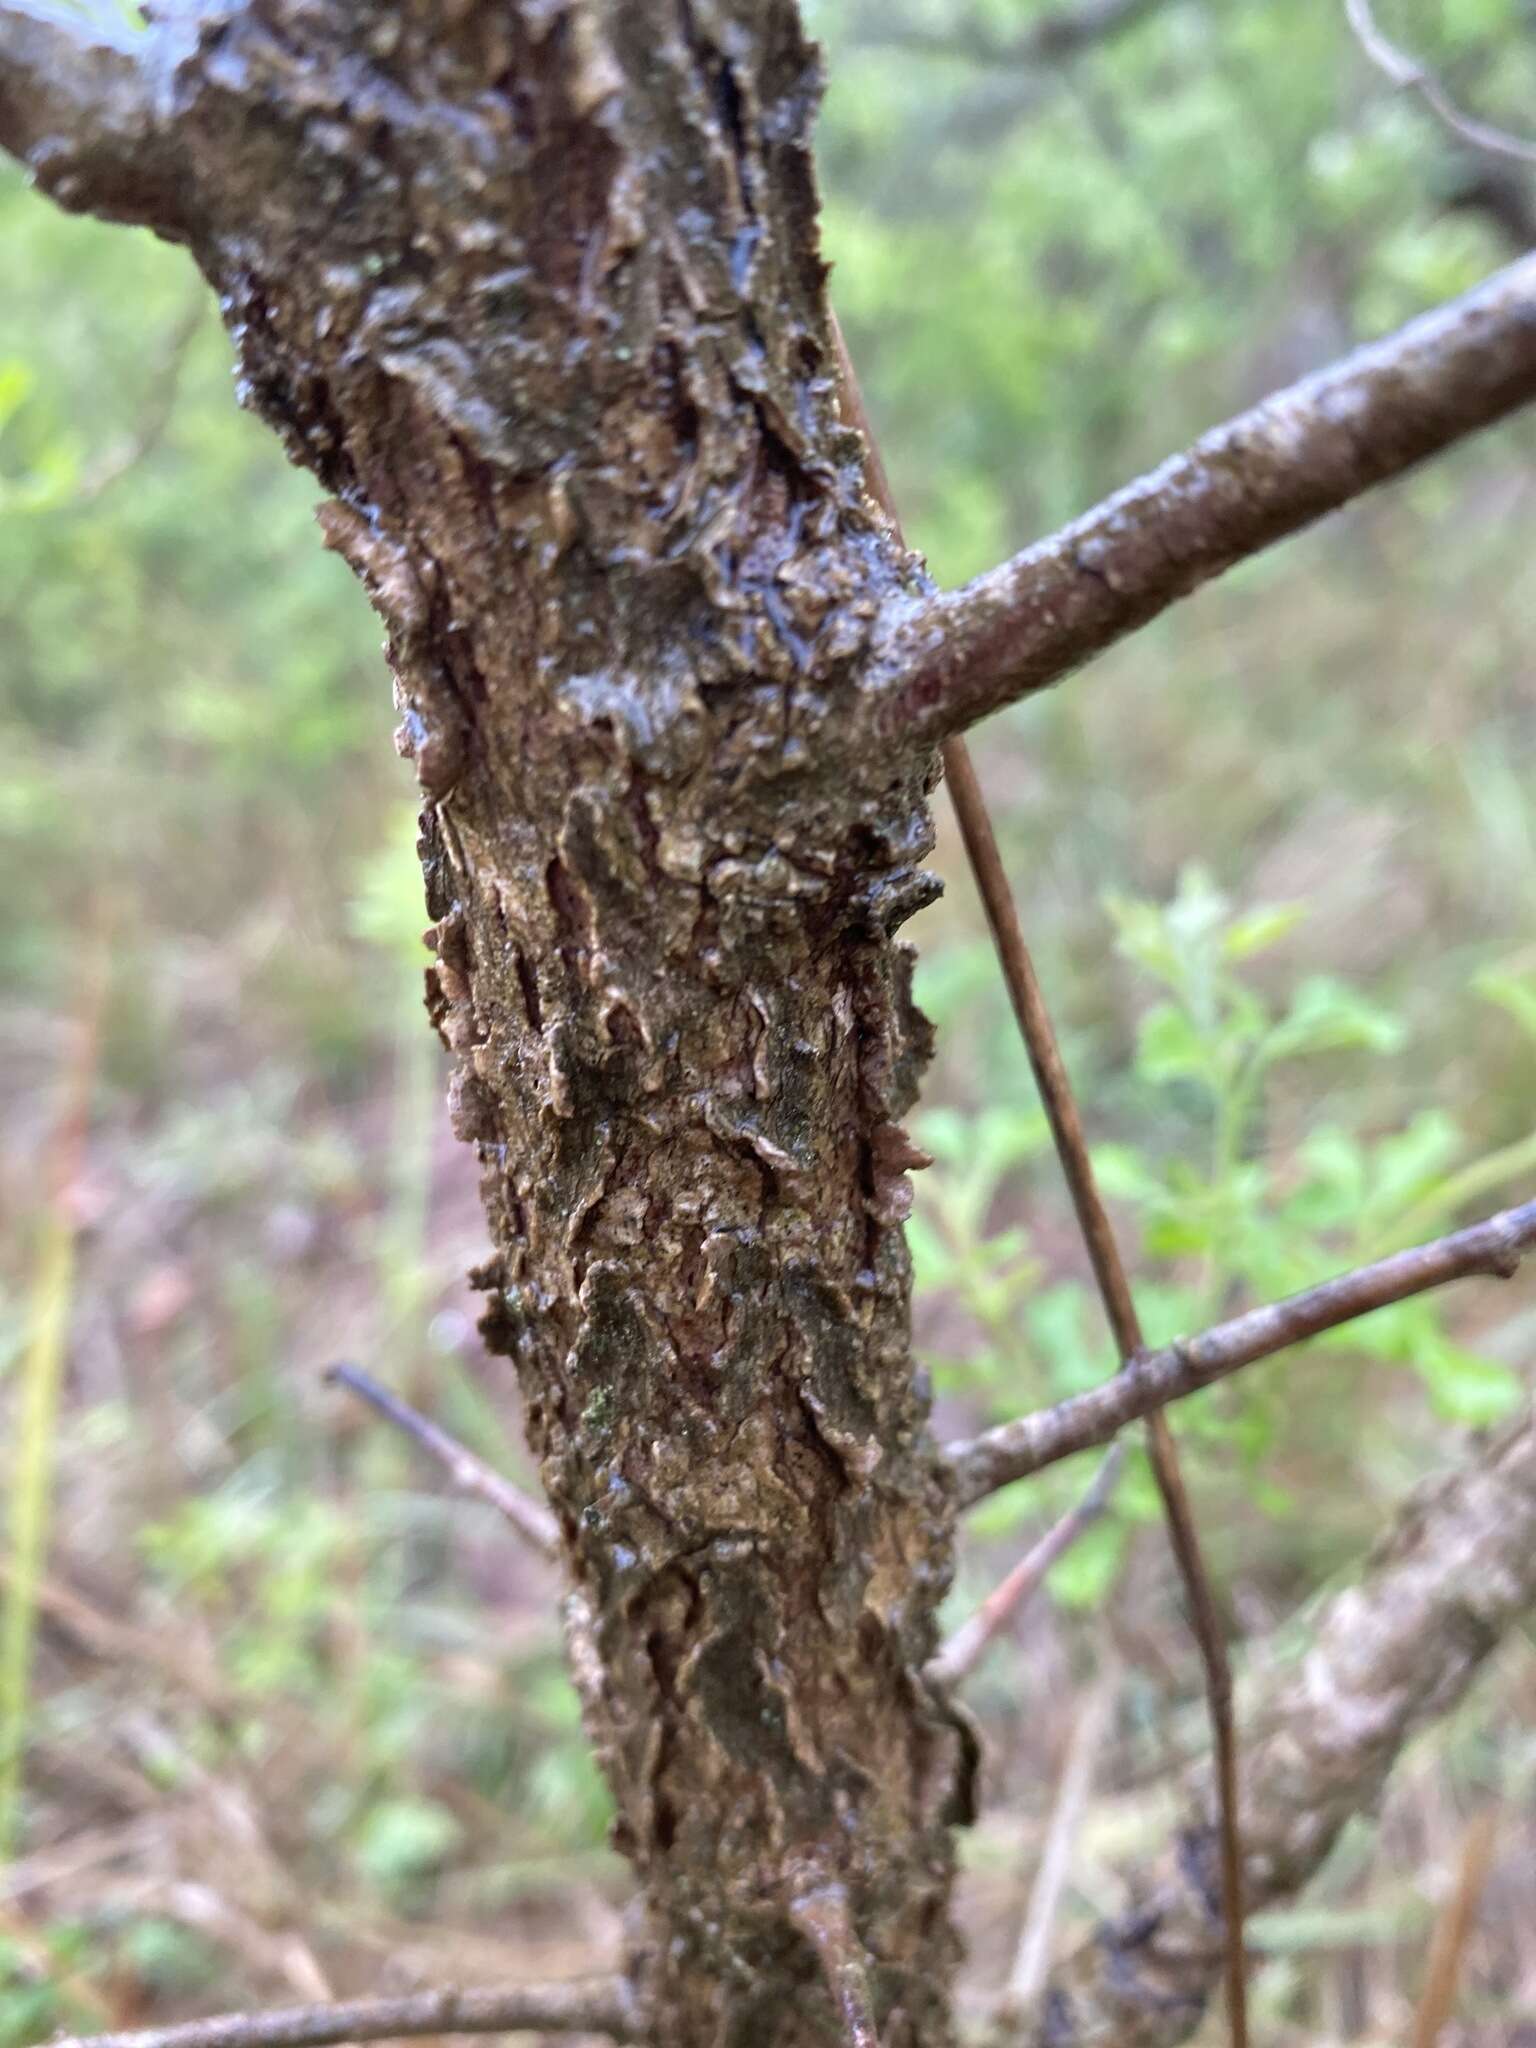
[811,0,1532,582]
[915,869,1525,1602]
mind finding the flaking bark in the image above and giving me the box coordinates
[52,6,967,2042]
[6,7,1536,2047]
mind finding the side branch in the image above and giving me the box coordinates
[51,1981,638,2048]
[881,0,1166,70]
[949,1197,1536,1506]
[325,1361,559,1557]
[1001,1395,1536,2046]
[872,255,1536,746]
[0,3,186,231]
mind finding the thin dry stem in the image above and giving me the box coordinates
[927,1446,1124,1687]
[48,1981,638,2048]
[1409,1810,1499,2048]
[1344,0,1536,167]
[873,254,1536,746]
[998,1655,1120,2024]
[948,1196,1536,1503]
[940,750,1249,2048]
[324,1361,559,1557]
[833,317,1248,2048]
[884,0,1164,69]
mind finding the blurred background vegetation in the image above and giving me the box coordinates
[1,0,1534,2040]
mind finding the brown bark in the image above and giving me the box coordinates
[6,8,1536,2048]
[17,7,963,2042]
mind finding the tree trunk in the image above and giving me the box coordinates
[133,6,967,2041]
[8,6,1536,2046]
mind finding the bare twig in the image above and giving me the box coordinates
[940,745,1248,2048]
[1,912,110,1860]
[1409,1810,1499,2048]
[832,322,1249,2048]
[948,1196,1536,1505]
[324,1361,559,1558]
[48,1980,639,2048]
[870,254,1536,747]
[1005,1399,1536,2048]
[927,1446,1125,1687]
[997,1655,1121,2026]
[0,4,187,229]
[1344,0,1536,168]
[882,0,1166,70]
[787,1884,882,2048]
[78,291,206,502]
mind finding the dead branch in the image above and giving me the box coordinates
[0,4,188,230]
[943,732,1246,2046]
[948,1197,1536,1506]
[881,0,1166,70]
[1409,1810,1498,2048]
[927,1445,1125,1687]
[1344,0,1536,168]
[835,317,1249,2044]
[997,1655,1120,2024]
[78,291,206,502]
[324,1361,559,1558]
[871,254,1536,747]
[49,1980,639,2048]
[997,1398,1536,2046]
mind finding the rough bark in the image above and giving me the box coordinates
[6,8,1536,2048]
[26,7,963,2043]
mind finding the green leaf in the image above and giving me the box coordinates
[1284,1124,1369,1231]
[1090,1143,1162,1204]
[0,360,35,434]
[1136,1001,1210,1087]
[354,1797,463,1885]
[1047,1517,1127,1610]
[1263,976,1407,1064]
[1365,1110,1463,1226]
[1477,967,1536,1045]
[1104,891,1182,991]
[1027,1283,1103,1397]
[1412,1342,1522,1426]
[1221,902,1306,960]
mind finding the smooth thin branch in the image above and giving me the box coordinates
[941,729,1247,2048]
[835,319,1250,2047]
[79,291,206,502]
[997,1654,1120,2026]
[928,1446,1125,1688]
[881,0,1166,70]
[0,4,187,231]
[873,253,1536,748]
[325,1361,559,1558]
[949,1197,1536,1507]
[1344,0,1536,167]
[50,1981,638,2048]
